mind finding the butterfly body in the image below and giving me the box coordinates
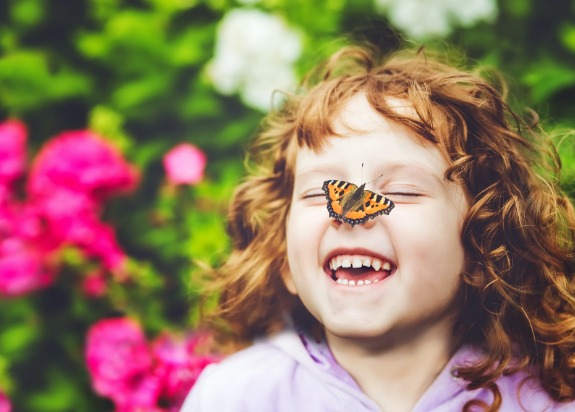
[322,179,394,226]
[340,182,366,217]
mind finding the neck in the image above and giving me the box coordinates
[326,321,456,412]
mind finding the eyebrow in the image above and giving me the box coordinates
[294,166,339,180]
[295,162,445,183]
[383,163,444,182]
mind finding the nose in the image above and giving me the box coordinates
[361,217,377,229]
[329,218,343,229]
[329,216,378,230]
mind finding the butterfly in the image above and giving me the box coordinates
[322,179,394,226]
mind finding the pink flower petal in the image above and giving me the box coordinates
[85,318,160,409]
[0,391,11,412]
[163,143,207,185]
[0,240,55,296]
[81,270,107,298]
[0,196,58,297]
[28,130,138,201]
[151,332,219,409]
[0,119,27,187]
[26,190,127,270]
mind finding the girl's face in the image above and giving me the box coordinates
[283,93,469,346]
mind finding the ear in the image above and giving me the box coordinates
[280,262,298,295]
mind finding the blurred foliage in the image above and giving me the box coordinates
[0,0,574,410]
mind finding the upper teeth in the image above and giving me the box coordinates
[329,255,391,272]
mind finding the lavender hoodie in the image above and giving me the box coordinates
[180,329,574,411]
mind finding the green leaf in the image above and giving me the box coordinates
[560,24,575,53]
[501,0,531,18]
[0,323,39,357]
[111,74,172,110]
[9,0,45,27]
[24,367,86,412]
[185,210,229,265]
[0,355,14,393]
[88,105,133,151]
[86,0,121,22]
[169,24,216,67]
[0,51,91,111]
[74,31,110,59]
[144,0,200,14]
[522,59,575,103]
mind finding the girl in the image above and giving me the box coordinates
[181,45,575,411]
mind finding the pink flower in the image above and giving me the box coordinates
[0,186,9,206]
[0,120,27,187]
[27,189,127,271]
[24,131,136,274]
[81,270,107,297]
[30,189,98,220]
[28,130,138,201]
[0,126,137,297]
[0,391,11,412]
[163,143,207,185]
[152,332,219,410]
[0,199,57,297]
[76,220,127,271]
[86,321,219,411]
[0,238,55,296]
[25,189,96,248]
[85,318,161,410]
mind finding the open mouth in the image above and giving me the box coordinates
[325,254,395,286]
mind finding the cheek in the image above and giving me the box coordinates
[392,207,465,279]
[284,207,311,293]
[286,202,325,245]
[392,216,464,314]
[284,205,325,287]
[283,211,299,295]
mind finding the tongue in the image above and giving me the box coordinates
[334,267,387,283]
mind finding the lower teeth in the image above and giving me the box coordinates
[336,278,379,286]
[331,269,385,286]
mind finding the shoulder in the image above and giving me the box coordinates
[496,369,575,411]
[204,337,292,373]
[458,347,575,411]
[181,339,296,411]
[180,330,380,412]
[426,346,575,412]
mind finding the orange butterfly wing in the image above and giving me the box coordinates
[322,180,394,226]
[322,179,357,216]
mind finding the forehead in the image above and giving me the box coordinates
[331,93,419,134]
[293,93,448,178]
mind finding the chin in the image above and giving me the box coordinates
[324,322,390,341]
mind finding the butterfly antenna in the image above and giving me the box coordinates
[366,173,384,186]
[361,163,384,186]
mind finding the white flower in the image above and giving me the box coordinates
[208,8,302,111]
[374,0,497,39]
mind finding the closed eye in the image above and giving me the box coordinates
[385,192,422,198]
[300,192,325,199]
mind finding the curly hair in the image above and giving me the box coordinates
[205,45,575,409]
